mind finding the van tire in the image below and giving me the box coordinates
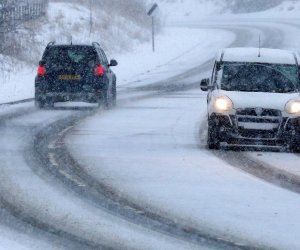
[207,118,221,150]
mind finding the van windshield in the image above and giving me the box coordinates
[220,62,299,93]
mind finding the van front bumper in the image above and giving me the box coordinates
[209,113,300,148]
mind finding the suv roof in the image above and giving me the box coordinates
[46,41,102,48]
[217,47,299,65]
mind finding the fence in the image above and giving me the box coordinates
[0,0,48,26]
[0,0,48,54]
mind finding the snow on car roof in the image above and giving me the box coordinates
[218,48,298,65]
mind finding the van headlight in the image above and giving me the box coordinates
[285,100,300,114]
[214,96,234,112]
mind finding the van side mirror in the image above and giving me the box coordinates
[109,59,118,67]
[200,78,210,91]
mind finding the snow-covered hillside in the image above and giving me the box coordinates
[156,0,225,23]
[275,0,300,11]
[241,0,300,18]
[157,0,300,23]
[28,1,150,63]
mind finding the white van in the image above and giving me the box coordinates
[201,48,300,151]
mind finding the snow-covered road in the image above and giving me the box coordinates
[67,89,300,249]
[1,18,300,249]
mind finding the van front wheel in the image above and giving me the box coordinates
[207,118,221,150]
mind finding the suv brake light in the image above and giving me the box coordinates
[37,65,46,76]
[95,65,105,76]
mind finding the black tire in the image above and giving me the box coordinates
[207,118,221,150]
[44,98,55,109]
[97,95,105,109]
[98,91,110,110]
[35,99,45,109]
[104,91,110,109]
[112,83,117,107]
[290,142,300,153]
[98,85,115,110]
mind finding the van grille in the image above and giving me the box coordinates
[236,108,282,139]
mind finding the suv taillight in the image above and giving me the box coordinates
[95,65,105,76]
[37,65,46,76]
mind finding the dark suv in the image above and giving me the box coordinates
[35,42,118,108]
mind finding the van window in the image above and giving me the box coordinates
[220,62,299,93]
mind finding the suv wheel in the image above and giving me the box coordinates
[45,98,55,109]
[104,91,111,109]
[207,118,221,150]
[112,83,117,107]
[98,90,110,109]
[290,142,300,153]
[35,99,45,109]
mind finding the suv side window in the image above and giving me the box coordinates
[96,47,108,65]
[95,47,104,64]
[99,48,109,65]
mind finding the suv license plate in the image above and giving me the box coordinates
[58,75,81,81]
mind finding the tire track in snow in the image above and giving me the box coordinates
[0,107,104,250]
[30,113,258,250]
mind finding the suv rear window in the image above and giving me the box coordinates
[43,46,97,67]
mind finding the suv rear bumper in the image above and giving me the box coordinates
[35,76,107,103]
[209,113,300,148]
[35,91,104,103]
